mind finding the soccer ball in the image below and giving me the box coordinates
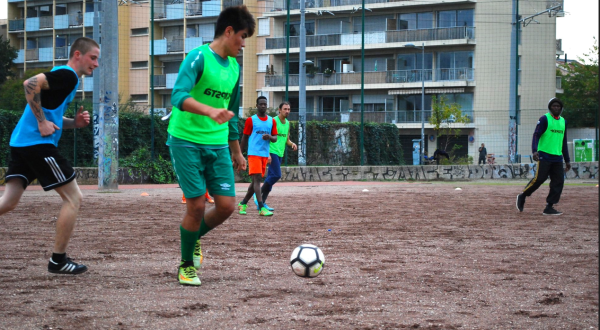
[290,244,325,278]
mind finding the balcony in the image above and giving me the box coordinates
[40,16,53,29]
[55,46,69,60]
[168,37,184,53]
[265,26,475,50]
[9,19,24,31]
[69,12,84,27]
[154,74,166,88]
[26,48,39,61]
[265,69,474,87]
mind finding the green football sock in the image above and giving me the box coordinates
[180,225,200,262]
[198,218,213,238]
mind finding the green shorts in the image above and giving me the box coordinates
[169,146,236,198]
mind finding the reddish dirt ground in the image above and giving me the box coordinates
[0,181,598,329]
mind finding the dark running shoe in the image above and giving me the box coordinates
[516,194,526,212]
[48,257,88,275]
[543,206,563,216]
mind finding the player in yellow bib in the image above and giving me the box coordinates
[516,97,571,216]
[253,101,297,210]
[167,6,255,286]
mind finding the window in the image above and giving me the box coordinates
[56,5,67,15]
[286,21,315,37]
[285,60,300,75]
[131,94,148,102]
[397,53,433,70]
[437,51,474,80]
[438,9,474,28]
[131,61,148,69]
[398,12,433,30]
[321,96,349,112]
[353,56,386,72]
[131,28,149,36]
[353,15,393,33]
[398,95,432,111]
[198,23,215,40]
[258,18,270,36]
[258,55,269,72]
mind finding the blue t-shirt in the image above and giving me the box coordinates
[10,65,79,147]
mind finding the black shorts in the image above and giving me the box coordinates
[6,144,76,191]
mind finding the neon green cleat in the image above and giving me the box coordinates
[178,262,201,286]
[193,239,203,270]
[259,207,274,216]
[238,203,247,215]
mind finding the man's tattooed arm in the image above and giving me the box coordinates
[23,74,57,137]
[23,76,50,123]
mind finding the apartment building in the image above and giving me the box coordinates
[5,0,249,116]
[5,0,563,163]
[254,0,564,163]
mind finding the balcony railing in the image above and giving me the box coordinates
[167,37,184,53]
[154,74,167,88]
[55,46,68,59]
[40,16,53,29]
[224,0,243,8]
[266,69,441,87]
[9,19,24,31]
[266,27,474,50]
[26,48,39,61]
[186,2,202,16]
[286,109,472,124]
[69,12,83,27]
[436,68,474,81]
[271,0,388,11]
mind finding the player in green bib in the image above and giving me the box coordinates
[167,6,255,286]
[516,97,571,216]
[253,101,297,210]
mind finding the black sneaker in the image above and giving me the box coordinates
[516,194,526,212]
[48,257,88,274]
[543,207,563,216]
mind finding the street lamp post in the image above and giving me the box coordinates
[405,42,425,165]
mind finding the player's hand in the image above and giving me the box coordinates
[209,108,234,124]
[267,154,272,164]
[532,152,539,162]
[38,120,59,137]
[290,142,298,151]
[565,162,571,172]
[231,152,247,172]
[262,134,270,140]
[74,106,90,128]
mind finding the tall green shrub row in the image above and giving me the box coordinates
[1,109,404,183]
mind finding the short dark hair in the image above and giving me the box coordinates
[279,101,290,109]
[214,5,255,39]
[256,96,267,105]
[69,37,99,59]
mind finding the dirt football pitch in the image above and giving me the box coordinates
[0,180,598,329]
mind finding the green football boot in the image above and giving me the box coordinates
[259,207,274,216]
[238,202,248,215]
[178,262,201,286]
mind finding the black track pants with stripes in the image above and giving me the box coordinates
[522,160,565,205]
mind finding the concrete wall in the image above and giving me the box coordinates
[1,163,597,185]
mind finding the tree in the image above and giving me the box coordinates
[0,35,18,85]
[560,38,599,128]
[0,68,49,111]
[429,95,471,159]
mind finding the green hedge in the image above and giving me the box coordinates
[1,109,405,182]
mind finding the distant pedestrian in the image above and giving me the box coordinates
[478,143,487,165]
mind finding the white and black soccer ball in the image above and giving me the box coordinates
[290,244,325,278]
